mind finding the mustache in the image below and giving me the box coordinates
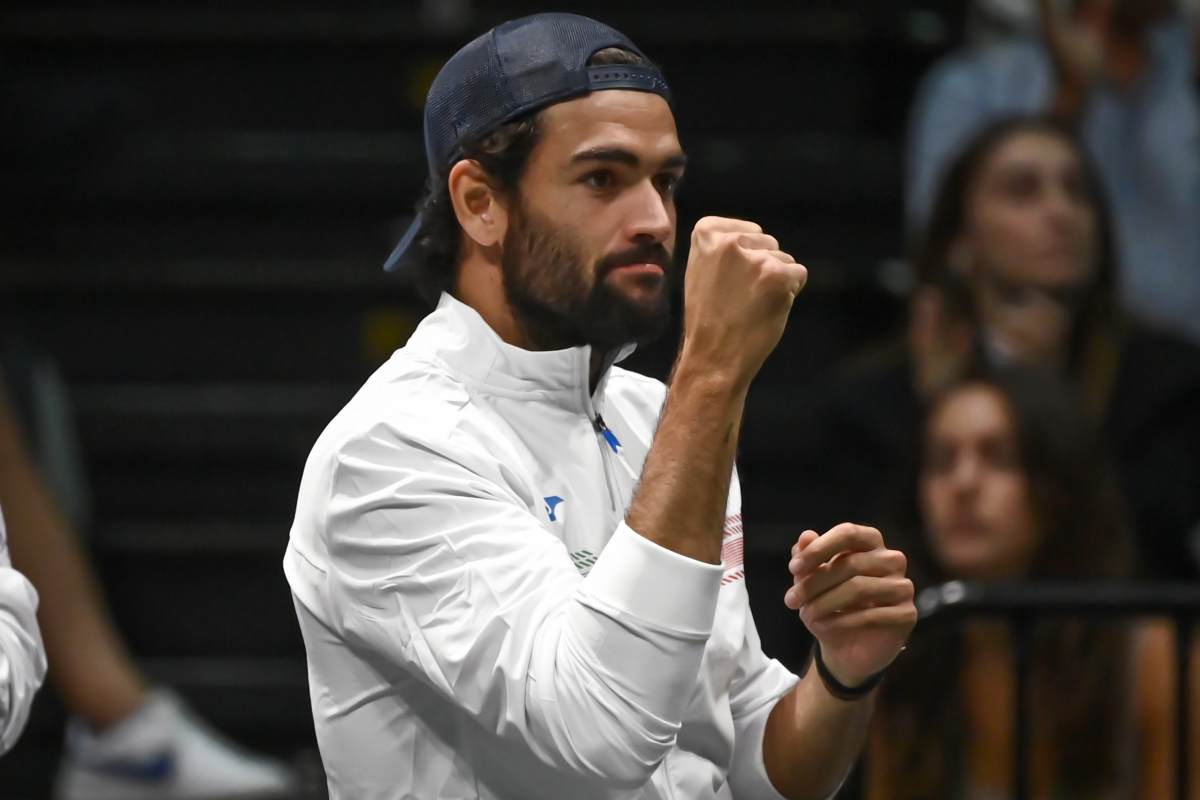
[596,242,673,277]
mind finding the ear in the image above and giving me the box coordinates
[448,159,509,250]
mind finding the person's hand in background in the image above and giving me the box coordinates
[1038,0,1108,120]
[909,284,976,398]
[977,279,1076,370]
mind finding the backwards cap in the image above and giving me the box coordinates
[383,12,672,273]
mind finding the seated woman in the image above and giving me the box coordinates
[793,116,1200,581]
[866,368,1198,799]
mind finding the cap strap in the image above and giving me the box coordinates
[586,65,672,104]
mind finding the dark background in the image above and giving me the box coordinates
[0,1,965,794]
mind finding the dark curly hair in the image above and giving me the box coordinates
[406,46,657,306]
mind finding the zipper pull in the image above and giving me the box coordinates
[593,414,621,454]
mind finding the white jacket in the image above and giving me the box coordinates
[285,294,798,799]
[0,507,47,755]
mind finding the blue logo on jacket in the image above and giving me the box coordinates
[544,496,565,522]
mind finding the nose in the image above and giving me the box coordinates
[1043,182,1082,233]
[949,453,982,495]
[624,178,673,245]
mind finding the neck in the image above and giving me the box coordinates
[589,350,611,394]
[455,257,535,348]
[454,257,614,393]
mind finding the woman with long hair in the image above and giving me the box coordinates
[865,368,1196,798]
[794,116,1200,581]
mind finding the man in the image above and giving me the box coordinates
[907,0,1200,343]
[0,504,46,756]
[285,13,916,799]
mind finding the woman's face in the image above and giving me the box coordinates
[920,384,1040,580]
[962,130,1098,288]
[956,130,1100,367]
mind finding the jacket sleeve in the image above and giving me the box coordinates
[0,510,47,756]
[320,426,723,789]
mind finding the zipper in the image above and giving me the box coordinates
[594,414,639,481]
[592,412,643,516]
[591,413,622,513]
[584,351,638,515]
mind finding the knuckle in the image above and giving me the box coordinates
[829,521,856,538]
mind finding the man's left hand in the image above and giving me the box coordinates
[784,523,916,687]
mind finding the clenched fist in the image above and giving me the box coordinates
[680,217,807,390]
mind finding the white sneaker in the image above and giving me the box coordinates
[55,689,297,800]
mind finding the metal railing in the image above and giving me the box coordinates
[917,582,1200,800]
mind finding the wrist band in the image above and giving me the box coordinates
[808,643,886,701]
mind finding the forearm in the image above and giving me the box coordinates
[762,669,875,800]
[626,353,746,564]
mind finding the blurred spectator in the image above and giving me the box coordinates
[0,356,295,799]
[866,369,1199,799]
[908,0,1200,342]
[0,505,46,756]
[967,0,1044,45]
[796,117,1200,580]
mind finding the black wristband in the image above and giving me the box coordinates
[807,643,885,701]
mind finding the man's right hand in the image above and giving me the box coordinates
[679,216,807,391]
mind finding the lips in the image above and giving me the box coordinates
[612,262,665,275]
[945,520,988,539]
[598,244,672,279]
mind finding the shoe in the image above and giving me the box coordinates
[55,689,297,799]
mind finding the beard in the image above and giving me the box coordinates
[500,198,673,351]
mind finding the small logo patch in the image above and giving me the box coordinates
[570,549,597,575]
[85,750,176,782]
[544,496,565,522]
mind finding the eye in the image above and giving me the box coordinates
[925,443,957,477]
[983,440,1020,471]
[655,172,683,196]
[1000,171,1040,203]
[583,170,615,189]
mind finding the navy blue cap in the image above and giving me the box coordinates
[383,13,672,273]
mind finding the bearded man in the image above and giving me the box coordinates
[284,13,915,800]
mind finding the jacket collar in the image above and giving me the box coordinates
[404,293,636,414]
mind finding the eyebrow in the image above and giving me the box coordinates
[569,147,687,170]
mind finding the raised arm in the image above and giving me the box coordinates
[628,216,807,564]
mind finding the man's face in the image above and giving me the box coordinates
[499,89,684,350]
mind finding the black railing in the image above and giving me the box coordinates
[917,582,1200,800]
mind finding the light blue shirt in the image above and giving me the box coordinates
[908,20,1200,343]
